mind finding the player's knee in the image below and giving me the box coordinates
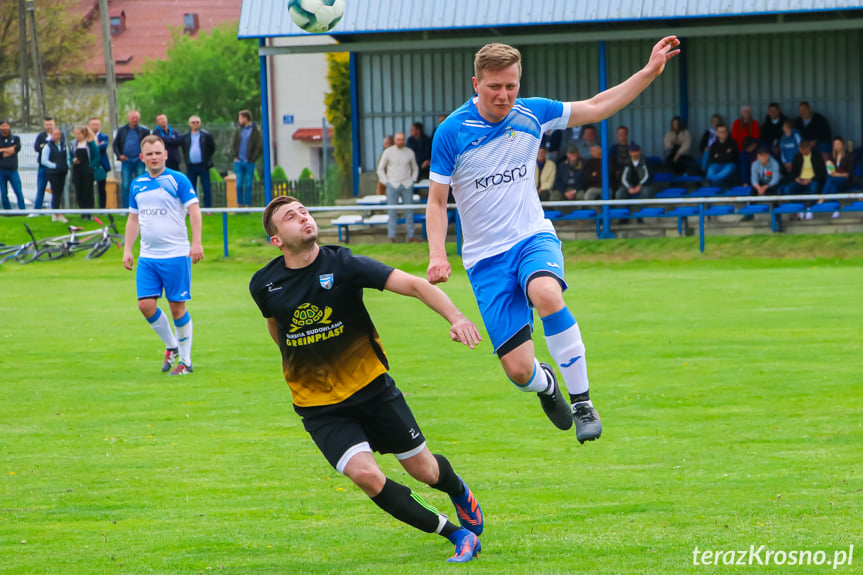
[345,461,386,494]
[500,355,534,386]
[527,280,565,316]
[404,458,438,485]
[137,298,157,317]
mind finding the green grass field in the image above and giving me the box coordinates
[2,215,862,574]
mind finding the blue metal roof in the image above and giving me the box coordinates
[239,0,863,38]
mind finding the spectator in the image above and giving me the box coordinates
[778,119,802,176]
[40,127,68,223]
[731,105,760,150]
[576,125,598,159]
[152,114,183,171]
[699,114,724,173]
[664,115,693,174]
[781,140,826,219]
[705,124,738,187]
[88,117,111,209]
[376,132,419,243]
[535,146,557,201]
[741,145,781,221]
[554,145,585,201]
[738,136,759,184]
[70,125,102,219]
[793,101,831,157]
[609,126,633,181]
[231,109,263,207]
[407,122,432,180]
[616,143,653,223]
[543,129,563,162]
[33,116,64,214]
[583,144,606,201]
[760,102,786,150]
[113,110,149,208]
[181,115,216,208]
[0,120,25,211]
[823,136,854,196]
[376,134,394,195]
[553,125,583,162]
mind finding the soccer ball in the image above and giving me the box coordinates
[288,0,345,34]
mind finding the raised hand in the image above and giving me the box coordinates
[645,36,681,78]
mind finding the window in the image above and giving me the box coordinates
[110,11,126,35]
[183,13,199,34]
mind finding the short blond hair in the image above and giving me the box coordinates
[474,43,522,81]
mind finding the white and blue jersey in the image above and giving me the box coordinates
[129,168,198,259]
[430,96,571,269]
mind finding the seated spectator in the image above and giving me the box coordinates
[554,145,585,201]
[576,124,598,159]
[793,101,831,157]
[731,105,760,150]
[583,144,607,201]
[535,146,557,201]
[705,124,738,186]
[778,120,802,177]
[823,136,854,195]
[742,145,781,221]
[760,102,786,151]
[738,136,759,184]
[609,126,633,182]
[699,114,724,173]
[664,116,693,174]
[781,140,826,208]
[616,143,654,202]
[552,125,582,162]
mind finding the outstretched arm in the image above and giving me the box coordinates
[568,36,680,128]
[384,268,481,348]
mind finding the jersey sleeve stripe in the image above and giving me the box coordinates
[430,172,452,185]
[183,198,200,208]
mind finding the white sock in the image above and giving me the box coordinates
[509,357,550,393]
[541,307,589,397]
[174,311,193,365]
[146,308,178,349]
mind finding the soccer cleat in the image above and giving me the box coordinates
[446,529,481,563]
[572,402,602,444]
[168,362,193,376]
[161,348,178,373]
[537,363,573,431]
[450,476,483,535]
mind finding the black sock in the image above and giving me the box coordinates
[570,391,590,404]
[430,454,464,498]
[370,478,460,537]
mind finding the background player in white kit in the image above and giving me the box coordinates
[123,135,204,375]
[426,37,680,441]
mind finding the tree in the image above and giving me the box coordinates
[324,52,351,197]
[119,23,259,124]
[0,0,95,124]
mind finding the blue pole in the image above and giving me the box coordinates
[222,212,229,258]
[598,40,614,239]
[349,52,361,197]
[698,203,705,253]
[259,38,273,206]
[678,38,689,128]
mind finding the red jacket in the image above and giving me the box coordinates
[731,119,760,149]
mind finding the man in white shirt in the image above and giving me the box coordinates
[376,132,419,242]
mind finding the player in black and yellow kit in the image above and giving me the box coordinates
[250,196,484,563]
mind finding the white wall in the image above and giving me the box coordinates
[268,36,335,180]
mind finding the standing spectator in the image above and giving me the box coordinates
[33,116,64,214]
[731,105,760,150]
[616,144,654,223]
[822,137,854,196]
[88,117,111,209]
[152,114,183,171]
[609,126,633,182]
[113,110,149,208]
[407,122,432,181]
[554,145,585,201]
[793,102,831,157]
[553,125,583,162]
[698,114,724,173]
[70,125,102,219]
[535,147,556,201]
[40,127,68,223]
[705,124,738,186]
[181,116,216,208]
[664,116,693,174]
[583,144,606,201]
[376,132,418,243]
[0,120,25,211]
[778,119,802,176]
[376,135,394,195]
[781,140,826,218]
[760,103,786,151]
[231,109,263,207]
[737,136,759,185]
[576,124,598,159]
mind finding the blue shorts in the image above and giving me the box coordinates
[466,232,567,355]
[136,256,192,301]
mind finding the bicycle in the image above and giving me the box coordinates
[25,215,124,263]
[0,228,39,265]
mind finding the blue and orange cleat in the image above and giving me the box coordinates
[446,529,481,563]
[450,476,483,535]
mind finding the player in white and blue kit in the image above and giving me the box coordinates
[426,38,680,442]
[123,135,204,376]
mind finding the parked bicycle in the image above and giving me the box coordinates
[15,216,124,263]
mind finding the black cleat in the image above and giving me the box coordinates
[573,402,602,443]
[538,363,573,431]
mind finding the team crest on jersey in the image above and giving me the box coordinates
[319,273,334,290]
[505,127,516,141]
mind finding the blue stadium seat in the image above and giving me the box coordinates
[667,206,699,217]
[773,202,806,214]
[672,175,704,185]
[653,172,674,184]
[631,207,666,218]
[854,166,862,177]
[703,205,735,216]
[608,208,631,219]
[737,204,770,215]
[808,201,841,213]
[544,210,564,220]
[656,187,687,198]
[689,187,720,197]
[725,186,751,197]
[562,209,597,220]
[843,201,863,212]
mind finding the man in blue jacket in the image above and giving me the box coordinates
[89,117,113,209]
[181,116,217,208]
[113,110,150,208]
[0,120,25,210]
[152,114,184,171]
[32,116,65,214]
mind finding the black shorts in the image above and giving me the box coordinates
[293,373,426,474]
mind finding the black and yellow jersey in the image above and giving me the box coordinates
[249,246,394,407]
